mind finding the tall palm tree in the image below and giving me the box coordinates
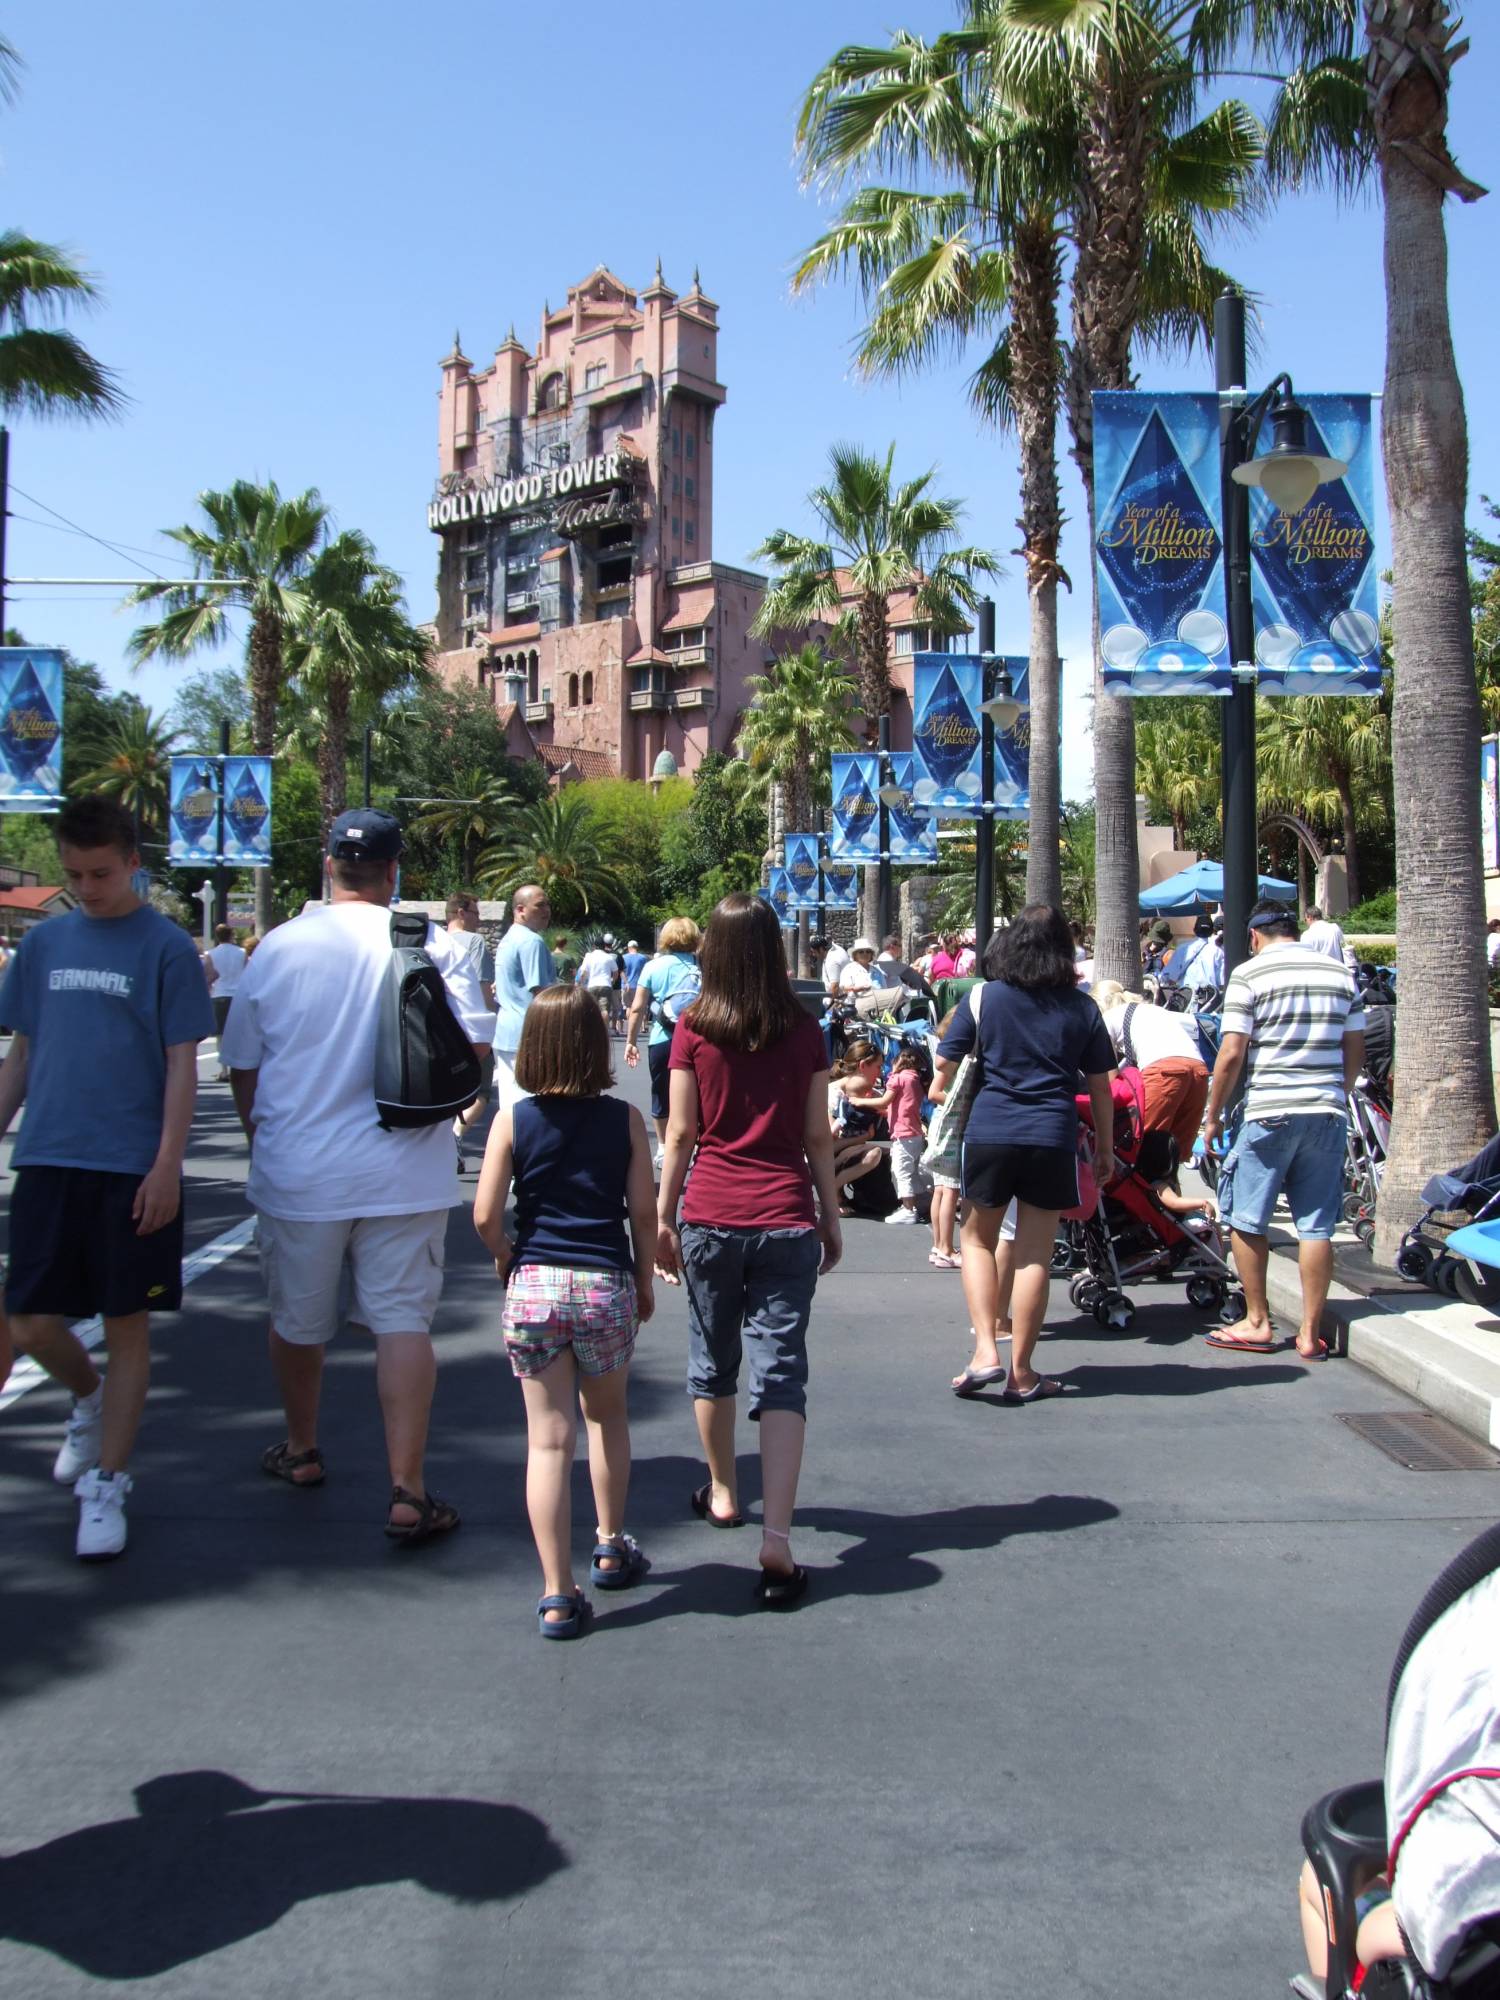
[1135,701,1221,848]
[74,702,179,844]
[128,480,327,931]
[0,231,124,421]
[736,643,860,841]
[1256,695,1389,904]
[477,791,624,924]
[1362,0,1491,1259]
[281,531,431,832]
[412,768,517,887]
[750,443,1001,735]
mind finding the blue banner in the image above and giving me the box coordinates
[221,756,272,867]
[1093,393,1232,697]
[823,859,858,909]
[1249,394,1381,696]
[784,832,823,910]
[0,647,63,813]
[828,753,880,860]
[911,655,984,810]
[764,868,796,928]
[885,754,939,863]
[169,756,221,863]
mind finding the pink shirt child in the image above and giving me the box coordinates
[886,1067,926,1141]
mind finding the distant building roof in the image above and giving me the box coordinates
[537,742,617,783]
[0,886,70,911]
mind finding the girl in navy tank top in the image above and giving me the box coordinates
[474,985,657,1640]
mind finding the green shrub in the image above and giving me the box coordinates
[1350,940,1396,968]
[1343,889,1397,933]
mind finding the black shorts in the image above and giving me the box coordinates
[962,1141,1079,1214]
[211,994,233,1036]
[6,1166,186,1318]
[648,1039,673,1121]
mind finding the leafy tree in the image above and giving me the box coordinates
[736,644,859,840]
[749,442,1000,732]
[656,754,766,916]
[73,702,179,844]
[168,666,252,754]
[0,230,123,421]
[572,775,692,925]
[1257,695,1390,905]
[412,769,523,888]
[1135,701,1221,848]
[477,791,625,923]
[128,479,327,932]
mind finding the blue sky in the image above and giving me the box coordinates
[3,1,1496,800]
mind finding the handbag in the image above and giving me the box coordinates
[919,986,983,1176]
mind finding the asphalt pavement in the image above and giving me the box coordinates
[1,1046,1496,1999]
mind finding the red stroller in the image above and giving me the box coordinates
[1063,1072,1246,1333]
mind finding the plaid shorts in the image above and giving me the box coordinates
[503,1262,638,1378]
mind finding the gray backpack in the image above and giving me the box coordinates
[373,912,482,1131]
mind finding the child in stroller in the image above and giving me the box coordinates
[1065,1072,1246,1333]
[1294,1520,1500,1997]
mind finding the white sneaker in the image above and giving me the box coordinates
[653,1148,665,1174]
[75,1469,132,1561]
[54,1385,103,1484]
[884,1207,917,1225]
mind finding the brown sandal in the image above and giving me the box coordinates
[261,1441,325,1486]
[384,1484,461,1545]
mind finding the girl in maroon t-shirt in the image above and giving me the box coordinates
[656,894,841,1610]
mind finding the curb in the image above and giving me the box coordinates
[1264,1249,1500,1449]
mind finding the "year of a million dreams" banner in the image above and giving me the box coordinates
[828,754,880,861]
[910,657,1031,817]
[169,755,274,866]
[1092,391,1380,698]
[0,647,63,813]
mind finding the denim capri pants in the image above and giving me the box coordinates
[680,1224,821,1419]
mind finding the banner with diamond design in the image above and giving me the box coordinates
[0,648,63,813]
[220,757,273,866]
[784,833,823,910]
[911,657,983,810]
[169,756,222,863]
[763,868,795,928]
[884,754,940,862]
[828,754,880,861]
[823,859,858,909]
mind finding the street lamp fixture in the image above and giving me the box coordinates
[1230,381,1348,519]
[979,673,1020,734]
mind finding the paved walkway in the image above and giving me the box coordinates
[1,1058,1496,1998]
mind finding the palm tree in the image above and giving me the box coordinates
[0,230,124,422]
[1363,0,1492,1260]
[281,531,431,832]
[477,792,624,924]
[1135,702,1222,848]
[74,702,179,844]
[128,480,327,931]
[1256,696,1389,905]
[736,643,860,842]
[413,769,518,886]
[749,443,1000,735]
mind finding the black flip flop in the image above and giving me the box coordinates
[691,1483,744,1528]
[754,1564,810,1610]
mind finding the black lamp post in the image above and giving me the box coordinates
[974,598,1019,959]
[1214,289,1347,975]
[876,711,893,944]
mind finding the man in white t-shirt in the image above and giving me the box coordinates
[221,809,469,1546]
[444,894,498,1164]
[204,922,247,1081]
[1300,906,1348,963]
[575,937,620,1025]
[811,934,850,994]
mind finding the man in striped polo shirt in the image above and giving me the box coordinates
[1201,901,1365,1361]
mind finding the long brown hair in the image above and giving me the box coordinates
[687,893,800,1052]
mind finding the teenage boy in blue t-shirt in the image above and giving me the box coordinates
[0,797,214,1560]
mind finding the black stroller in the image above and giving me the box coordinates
[1396,1132,1500,1308]
[1293,1522,1500,1997]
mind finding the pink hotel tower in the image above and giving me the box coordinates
[428,262,782,784]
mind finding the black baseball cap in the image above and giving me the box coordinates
[328,808,404,862]
[1247,898,1297,934]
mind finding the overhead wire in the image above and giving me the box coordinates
[8,483,191,582]
[5,509,194,569]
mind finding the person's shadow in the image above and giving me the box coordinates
[0,1770,566,1981]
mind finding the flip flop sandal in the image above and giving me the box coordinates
[691,1483,744,1529]
[537,1590,592,1640]
[384,1484,461,1545]
[1203,1332,1286,1354]
[261,1441,325,1487]
[1296,1339,1330,1363]
[952,1365,1007,1398]
[590,1533,651,1590]
[754,1564,810,1610]
[1003,1376,1064,1404]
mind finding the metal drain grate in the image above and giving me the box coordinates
[1336,1411,1500,1471]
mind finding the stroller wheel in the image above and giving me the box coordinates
[1434,1257,1462,1298]
[1341,1191,1367,1225]
[1453,1261,1500,1313]
[1094,1292,1136,1332]
[1354,1218,1376,1250]
[1395,1242,1433,1284]
[1069,1276,1103,1314]
[1050,1235,1075,1276]
[1218,1289,1247,1326]
[1186,1276,1225,1312]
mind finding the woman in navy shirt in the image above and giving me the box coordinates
[935,905,1115,1404]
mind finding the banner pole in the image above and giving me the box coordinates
[877,714,893,944]
[976,602,997,956]
[213,719,230,933]
[1216,289,1257,979]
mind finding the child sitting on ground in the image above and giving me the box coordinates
[473,983,657,1642]
[828,1039,887,1216]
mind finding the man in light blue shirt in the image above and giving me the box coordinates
[1166,917,1225,993]
[494,883,554,1105]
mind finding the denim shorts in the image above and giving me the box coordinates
[680,1224,821,1420]
[1220,1113,1346,1240]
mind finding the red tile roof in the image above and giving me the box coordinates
[487,622,541,645]
[538,742,617,782]
[0,886,68,910]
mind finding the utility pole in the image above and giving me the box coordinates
[0,428,10,640]
[1216,289,1257,979]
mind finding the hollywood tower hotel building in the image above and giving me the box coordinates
[428,263,777,782]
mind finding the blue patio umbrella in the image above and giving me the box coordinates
[1138,858,1296,915]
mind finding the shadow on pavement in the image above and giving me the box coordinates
[0,1769,565,1982]
[595,1490,1120,1625]
[1060,1358,1310,1397]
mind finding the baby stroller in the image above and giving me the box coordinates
[1343,1076,1392,1251]
[1292,1521,1500,1997]
[1065,1074,1245,1333]
[1396,1132,1500,1306]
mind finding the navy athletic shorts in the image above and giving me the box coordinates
[6,1166,186,1318]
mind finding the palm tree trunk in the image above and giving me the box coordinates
[319,676,351,835]
[1335,772,1361,907]
[858,592,889,739]
[248,605,282,935]
[1371,66,1494,1262]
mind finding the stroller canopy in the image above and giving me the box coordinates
[1138,859,1296,916]
[1385,1524,1500,1980]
